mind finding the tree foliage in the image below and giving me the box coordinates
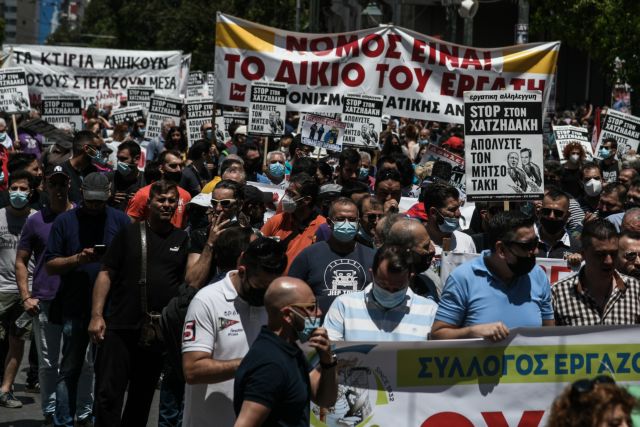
[531,0,640,89]
[47,0,300,71]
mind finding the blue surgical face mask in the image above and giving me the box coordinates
[599,148,611,159]
[332,220,358,242]
[290,309,321,343]
[0,132,6,142]
[372,281,407,309]
[117,161,133,176]
[418,139,429,145]
[359,167,369,179]
[9,190,29,209]
[86,146,107,166]
[269,162,285,178]
[435,210,460,233]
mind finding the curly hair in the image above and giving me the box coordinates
[562,141,586,162]
[546,382,636,427]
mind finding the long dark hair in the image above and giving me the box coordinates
[164,126,187,153]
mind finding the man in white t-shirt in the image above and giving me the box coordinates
[181,237,287,427]
[422,182,476,278]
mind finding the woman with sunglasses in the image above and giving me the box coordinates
[547,375,636,427]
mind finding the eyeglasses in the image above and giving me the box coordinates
[623,251,640,262]
[504,237,539,252]
[570,375,615,403]
[211,198,236,208]
[166,163,182,169]
[540,208,566,218]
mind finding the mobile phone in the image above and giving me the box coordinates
[93,244,107,255]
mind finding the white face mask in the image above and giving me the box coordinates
[569,154,580,164]
[584,178,602,197]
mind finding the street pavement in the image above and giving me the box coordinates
[0,341,160,427]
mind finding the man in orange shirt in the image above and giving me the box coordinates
[126,150,192,228]
[260,173,325,272]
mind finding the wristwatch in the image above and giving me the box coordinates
[320,352,338,369]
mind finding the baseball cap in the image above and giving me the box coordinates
[81,173,110,201]
[442,136,464,151]
[45,164,69,179]
[235,125,248,136]
[243,185,273,204]
[319,183,342,198]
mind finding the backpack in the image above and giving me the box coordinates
[161,283,198,383]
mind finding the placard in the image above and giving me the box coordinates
[300,113,346,152]
[420,143,466,196]
[248,81,287,136]
[464,91,544,201]
[186,97,214,146]
[594,109,640,160]
[341,93,383,149]
[146,95,182,139]
[127,86,154,110]
[0,67,30,113]
[552,125,593,163]
[41,96,82,130]
[110,105,146,125]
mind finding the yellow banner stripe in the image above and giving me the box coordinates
[215,22,275,52]
[502,46,559,74]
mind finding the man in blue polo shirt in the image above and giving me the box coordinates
[431,211,554,342]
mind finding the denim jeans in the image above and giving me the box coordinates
[33,301,93,419]
[158,362,184,427]
[51,316,94,427]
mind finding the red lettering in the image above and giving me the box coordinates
[376,64,389,88]
[389,65,412,90]
[483,51,492,70]
[439,44,459,68]
[412,39,427,62]
[511,78,526,90]
[274,60,297,84]
[461,49,482,70]
[440,72,456,96]
[422,412,473,427]
[428,42,438,65]
[386,34,402,59]
[286,36,307,54]
[299,61,308,84]
[310,62,330,86]
[240,56,264,80]
[336,35,360,57]
[491,77,506,90]
[310,37,334,56]
[224,54,240,78]
[476,75,490,90]
[330,62,340,86]
[342,63,365,87]
[414,68,432,92]
[527,79,546,92]
[482,411,544,427]
[456,74,476,97]
[362,34,384,58]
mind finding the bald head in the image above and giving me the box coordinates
[264,277,315,317]
[388,219,429,247]
[622,208,640,234]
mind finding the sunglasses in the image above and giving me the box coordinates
[366,213,384,223]
[570,375,615,403]
[540,208,566,218]
[211,198,236,208]
[505,237,539,252]
[623,251,640,262]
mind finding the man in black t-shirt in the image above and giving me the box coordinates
[59,131,106,203]
[89,180,189,427]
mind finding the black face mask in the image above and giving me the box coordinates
[164,171,182,184]
[33,175,43,188]
[540,217,565,235]
[413,252,434,273]
[506,252,536,277]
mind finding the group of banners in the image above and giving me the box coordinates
[2,14,640,201]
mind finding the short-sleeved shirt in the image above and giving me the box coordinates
[107,170,146,211]
[552,269,640,326]
[435,250,554,328]
[234,326,311,427]
[102,222,188,329]
[59,159,99,204]
[0,208,34,293]
[181,271,266,427]
[288,241,374,297]
[534,224,581,259]
[17,207,67,300]
[260,212,326,273]
[126,183,191,228]
[430,230,477,279]
[44,206,130,319]
[323,284,438,341]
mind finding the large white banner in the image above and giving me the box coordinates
[3,45,182,108]
[214,14,559,123]
[311,326,640,427]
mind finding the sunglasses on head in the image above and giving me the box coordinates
[570,375,615,403]
[211,198,236,208]
[540,208,566,218]
[504,237,539,252]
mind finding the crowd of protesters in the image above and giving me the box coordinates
[0,98,637,426]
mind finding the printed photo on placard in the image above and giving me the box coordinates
[300,113,346,153]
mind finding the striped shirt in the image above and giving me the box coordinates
[323,284,438,341]
[552,269,640,326]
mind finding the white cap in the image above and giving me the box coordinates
[235,125,248,136]
[188,192,211,208]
